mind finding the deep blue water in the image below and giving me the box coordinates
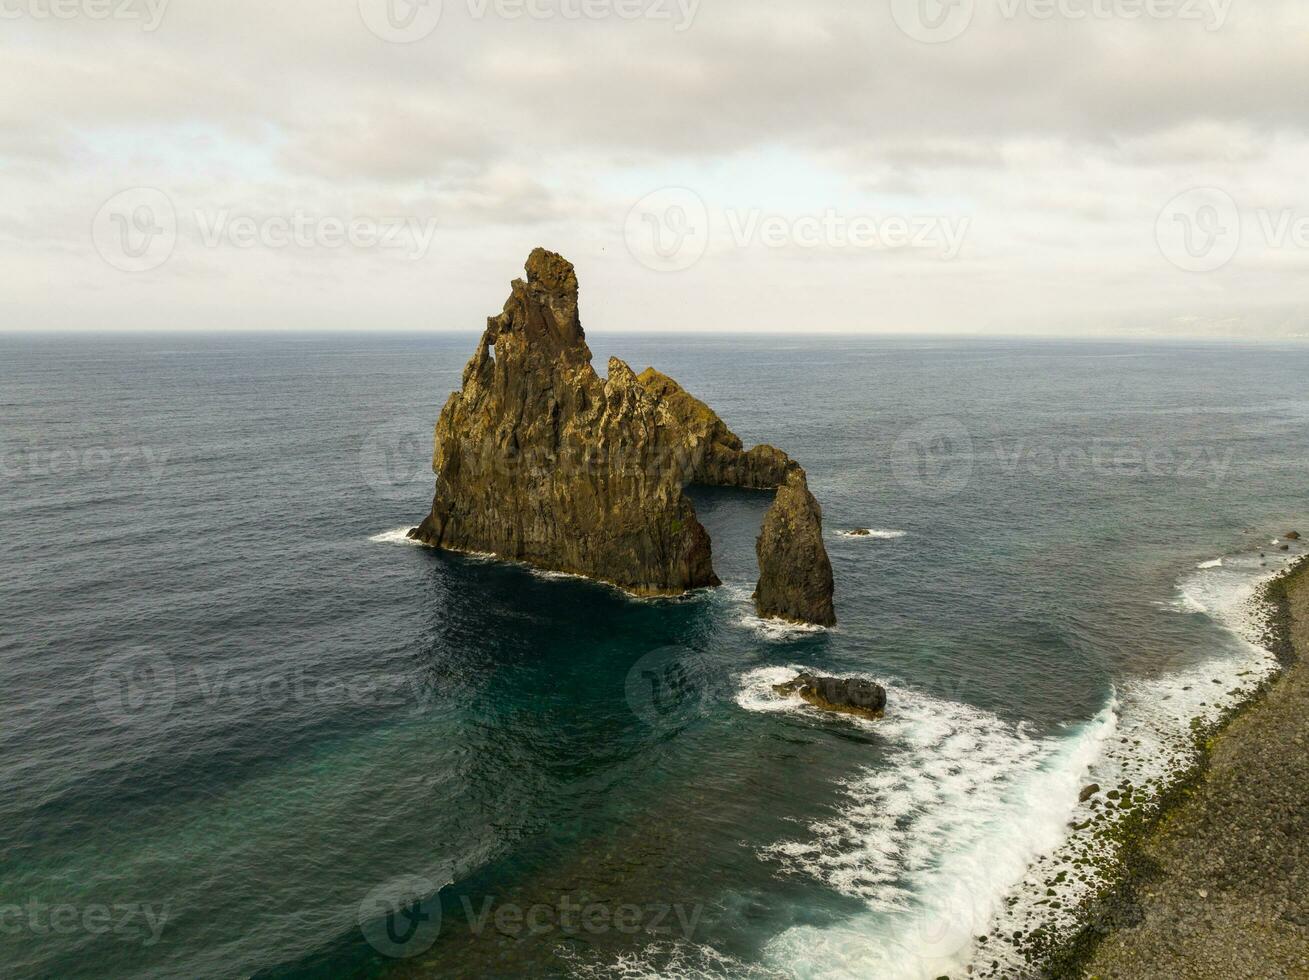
[2,334,1307,979]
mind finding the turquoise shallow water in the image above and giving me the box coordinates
[2,334,1307,978]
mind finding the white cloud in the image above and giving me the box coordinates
[0,0,1306,333]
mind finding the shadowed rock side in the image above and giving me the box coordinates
[754,468,837,626]
[410,248,835,623]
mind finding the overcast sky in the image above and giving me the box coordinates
[2,0,1307,335]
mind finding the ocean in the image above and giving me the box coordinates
[2,333,1307,979]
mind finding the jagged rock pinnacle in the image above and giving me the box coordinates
[410,250,836,624]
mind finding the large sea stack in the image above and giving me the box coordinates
[409,248,836,626]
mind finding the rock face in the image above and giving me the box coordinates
[772,672,886,721]
[754,469,837,626]
[410,249,836,624]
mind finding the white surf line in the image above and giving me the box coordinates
[722,586,833,639]
[738,665,1113,979]
[960,544,1302,977]
[732,544,1305,979]
[376,529,713,605]
[368,527,422,546]
[836,529,907,540]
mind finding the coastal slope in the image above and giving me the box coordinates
[410,248,836,623]
[1072,556,1309,978]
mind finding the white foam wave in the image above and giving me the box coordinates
[837,529,908,540]
[723,585,832,639]
[398,540,708,604]
[524,565,685,603]
[559,940,781,980]
[967,544,1300,974]
[735,664,819,716]
[737,614,830,640]
[1175,549,1292,634]
[1197,557,1223,569]
[736,666,1114,979]
[732,545,1302,978]
[369,527,422,546]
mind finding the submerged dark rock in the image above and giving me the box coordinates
[410,249,835,624]
[772,672,886,721]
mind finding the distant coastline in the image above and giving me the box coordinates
[1046,554,1309,977]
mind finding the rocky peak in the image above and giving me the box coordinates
[488,247,587,361]
[754,467,836,626]
[410,249,835,625]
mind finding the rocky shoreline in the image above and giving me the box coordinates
[1045,554,1309,978]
